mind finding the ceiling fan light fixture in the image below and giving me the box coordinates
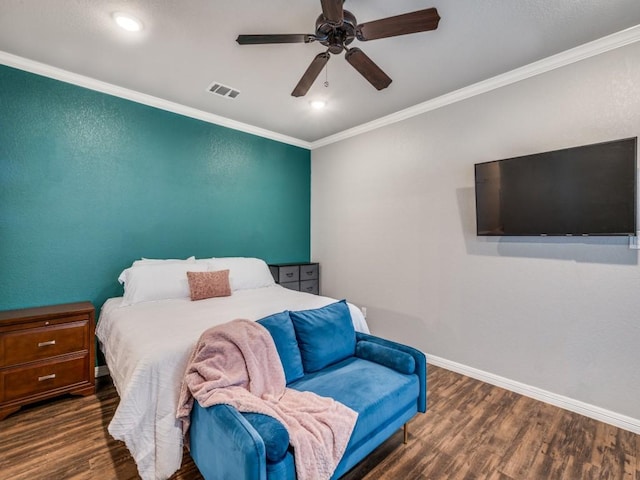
[310,100,327,110]
[112,12,144,32]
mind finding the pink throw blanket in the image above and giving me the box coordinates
[176,319,358,480]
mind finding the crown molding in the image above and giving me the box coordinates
[0,51,312,150]
[310,24,640,149]
[2,24,639,151]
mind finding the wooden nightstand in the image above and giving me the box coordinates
[269,262,319,295]
[0,301,96,420]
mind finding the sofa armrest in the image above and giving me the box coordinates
[356,340,416,374]
[190,403,267,480]
[355,332,427,413]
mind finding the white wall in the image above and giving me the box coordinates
[311,42,640,422]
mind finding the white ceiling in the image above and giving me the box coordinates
[1,1,640,146]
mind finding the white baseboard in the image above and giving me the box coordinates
[95,365,110,378]
[427,354,640,435]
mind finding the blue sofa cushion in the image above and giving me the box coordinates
[241,412,290,463]
[290,357,419,452]
[257,311,305,384]
[356,340,415,375]
[289,300,356,373]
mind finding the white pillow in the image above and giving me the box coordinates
[117,257,196,285]
[208,257,275,291]
[134,256,196,266]
[121,262,208,306]
[194,257,216,267]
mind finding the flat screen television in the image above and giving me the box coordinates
[475,137,637,236]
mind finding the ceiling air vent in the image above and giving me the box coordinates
[207,81,240,99]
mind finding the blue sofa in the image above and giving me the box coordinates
[189,300,427,479]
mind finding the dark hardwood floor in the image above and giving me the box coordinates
[1,366,638,479]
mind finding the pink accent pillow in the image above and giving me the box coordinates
[187,270,232,301]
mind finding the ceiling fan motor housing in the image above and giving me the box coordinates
[316,10,357,54]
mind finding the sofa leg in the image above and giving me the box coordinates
[403,423,408,444]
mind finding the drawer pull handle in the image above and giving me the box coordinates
[306,271,313,276]
[38,340,56,347]
[286,272,294,277]
[38,374,56,382]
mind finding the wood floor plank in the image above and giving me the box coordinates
[1,366,638,479]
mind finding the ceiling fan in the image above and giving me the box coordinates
[236,1,440,97]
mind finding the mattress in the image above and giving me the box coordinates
[96,285,369,480]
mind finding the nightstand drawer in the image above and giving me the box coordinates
[1,321,88,367]
[300,264,318,280]
[277,266,299,283]
[300,279,319,295]
[1,354,89,403]
[280,281,300,291]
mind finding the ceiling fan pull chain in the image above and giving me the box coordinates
[324,62,329,88]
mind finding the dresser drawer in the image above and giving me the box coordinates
[0,321,88,367]
[299,264,318,280]
[300,279,319,295]
[280,281,300,291]
[1,354,89,403]
[277,266,300,283]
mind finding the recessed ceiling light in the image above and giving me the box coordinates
[112,12,143,32]
[310,100,327,110]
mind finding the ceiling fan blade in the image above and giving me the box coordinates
[356,8,440,41]
[345,48,392,91]
[320,0,344,25]
[291,52,331,97]
[236,34,316,45]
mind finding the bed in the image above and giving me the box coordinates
[96,257,368,480]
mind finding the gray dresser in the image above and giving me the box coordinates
[269,262,319,295]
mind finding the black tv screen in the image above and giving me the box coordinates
[475,137,637,236]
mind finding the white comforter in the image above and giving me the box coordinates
[96,285,369,480]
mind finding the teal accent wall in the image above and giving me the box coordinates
[0,65,311,311]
